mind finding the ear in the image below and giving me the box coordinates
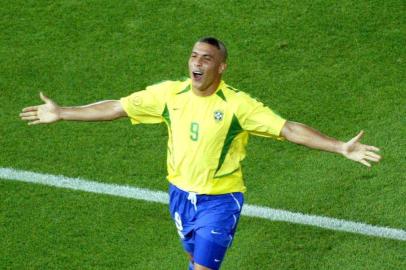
[219,63,227,74]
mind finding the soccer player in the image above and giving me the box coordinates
[20,37,381,270]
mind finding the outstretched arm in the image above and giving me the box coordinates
[280,121,381,167]
[20,92,127,125]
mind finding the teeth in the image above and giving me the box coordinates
[193,71,203,75]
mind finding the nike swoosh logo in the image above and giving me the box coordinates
[214,259,221,263]
[211,230,222,235]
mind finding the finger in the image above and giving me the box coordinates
[351,130,364,143]
[364,155,380,163]
[28,120,42,125]
[359,159,371,167]
[366,145,380,152]
[22,106,38,112]
[21,115,39,121]
[365,151,381,160]
[40,92,50,103]
[20,111,37,117]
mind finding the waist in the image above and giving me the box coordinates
[169,183,243,198]
[167,175,247,195]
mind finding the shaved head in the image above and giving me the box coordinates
[197,37,228,62]
[188,37,228,96]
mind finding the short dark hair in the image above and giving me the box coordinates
[198,37,228,62]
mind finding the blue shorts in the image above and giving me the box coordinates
[169,184,244,270]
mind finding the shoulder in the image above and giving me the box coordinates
[221,83,271,120]
[146,78,190,95]
[221,83,257,105]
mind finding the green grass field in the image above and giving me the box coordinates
[1,0,405,269]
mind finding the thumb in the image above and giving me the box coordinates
[39,92,51,103]
[350,130,364,144]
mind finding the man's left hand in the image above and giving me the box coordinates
[341,131,381,167]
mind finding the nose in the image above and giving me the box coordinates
[194,56,203,67]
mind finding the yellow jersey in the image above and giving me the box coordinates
[120,79,286,194]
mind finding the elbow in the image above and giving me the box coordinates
[281,121,295,141]
[281,121,306,144]
[109,100,127,120]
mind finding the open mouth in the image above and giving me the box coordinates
[192,71,203,81]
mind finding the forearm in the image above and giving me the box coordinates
[60,100,127,121]
[281,121,344,154]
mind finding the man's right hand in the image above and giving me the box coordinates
[20,92,61,125]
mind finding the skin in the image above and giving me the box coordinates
[188,42,227,96]
[19,41,381,270]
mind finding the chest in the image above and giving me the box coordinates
[168,95,233,143]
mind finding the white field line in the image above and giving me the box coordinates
[1,167,405,241]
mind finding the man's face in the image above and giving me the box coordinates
[188,42,226,94]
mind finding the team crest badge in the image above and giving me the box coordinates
[214,110,224,122]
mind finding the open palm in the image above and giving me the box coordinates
[342,131,381,167]
[20,92,61,125]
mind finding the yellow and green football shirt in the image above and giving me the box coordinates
[120,79,286,194]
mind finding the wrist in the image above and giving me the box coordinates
[336,141,346,156]
[58,107,67,120]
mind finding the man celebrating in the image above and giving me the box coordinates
[20,37,381,270]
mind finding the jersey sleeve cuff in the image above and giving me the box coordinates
[120,97,141,125]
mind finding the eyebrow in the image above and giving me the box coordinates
[191,51,214,59]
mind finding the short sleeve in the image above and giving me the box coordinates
[235,92,286,139]
[120,81,171,125]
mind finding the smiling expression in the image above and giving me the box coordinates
[188,42,227,96]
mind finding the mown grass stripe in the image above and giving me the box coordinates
[1,167,405,241]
